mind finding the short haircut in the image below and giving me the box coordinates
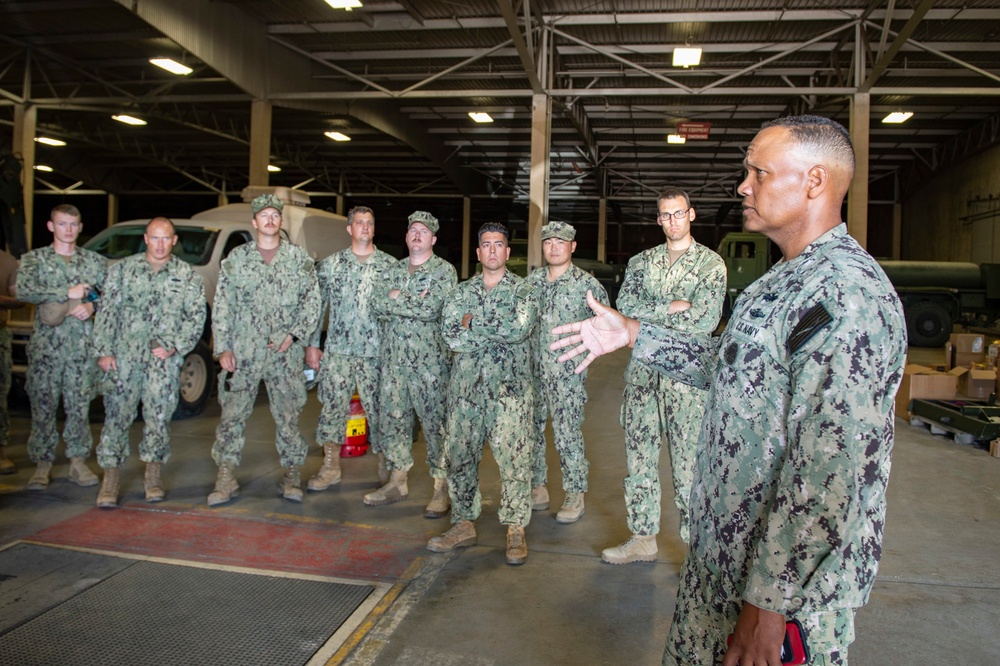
[477,222,510,244]
[656,188,692,210]
[146,216,175,235]
[51,203,81,220]
[347,206,374,224]
[761,115,856,174]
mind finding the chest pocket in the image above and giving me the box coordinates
[719,309,789,423]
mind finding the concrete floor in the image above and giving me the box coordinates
[1,347,998,664]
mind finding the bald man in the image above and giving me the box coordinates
[551,116,906,666]
[92,217,206,507]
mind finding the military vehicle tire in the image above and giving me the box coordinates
[173,340,215,419]
[905,301,952,348]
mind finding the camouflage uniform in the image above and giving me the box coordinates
[211,242,320,467]
[628,226,906,665]
[310,246,395,452]
[617,241,725,540]
[527,263,608,493]
[0,250,19,455]
[442,271,537,527]
[92,254,206,468]
[15,246,107,463]
[374,253,457,475]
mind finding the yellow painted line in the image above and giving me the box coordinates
[323,556,429,665]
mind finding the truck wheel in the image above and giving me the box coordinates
[905,302,953,348]
[173,340,215,420]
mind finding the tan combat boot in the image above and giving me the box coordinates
[307,443,341,491]
[556,493,585,524]
[424,477,450,519]
[27,461,53,490]
[207,463,239,506]
[144,462,166,502]
[0,447,16,475]
[601,534,658,565]
[376,452,389,486]
[531,484,550,511]
[363,469,408,506]
[282,467,304,503]
[68,457,99,487]
[96,468,120,508]
[505,526,528,565]
[427,520,477,553]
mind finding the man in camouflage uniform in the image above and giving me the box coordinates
[604,188,726,564]
[0,248,23,474]
[427,222,537,566]
[550,116,906,665]
[365,211,457,515]
[208,194,321,505]
[305,205,394,492]
[92,217,206,507]
[16,204,107,490]
[526,221,607,524]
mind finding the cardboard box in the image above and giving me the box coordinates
[896,364,960,420]
[954,351,986,369]
[950,333,985,354]
[951,366,997,399]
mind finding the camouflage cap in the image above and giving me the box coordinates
[250,193,284,215]
[407,210,439,234]
[541,220,576,241]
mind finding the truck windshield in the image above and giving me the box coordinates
[85,225,220,266]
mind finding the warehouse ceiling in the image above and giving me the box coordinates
[2,0,1000,231]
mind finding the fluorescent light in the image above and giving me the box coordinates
[149,58,193,76]
[34,165,54,172]
[325,0,362,10]
[882,111,913,124]
[113,114,147,126]
[324,131,351,142]
[34,137,67,146]
[468,112,494,123]
[267,164,282,172]
[667,134,686,144]
[672,47,702,68]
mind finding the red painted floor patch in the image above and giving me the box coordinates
[26,506,426,581]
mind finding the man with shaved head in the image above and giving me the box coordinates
[91,216,206,507]
[551,116,906,665]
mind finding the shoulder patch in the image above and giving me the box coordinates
[786,303,833,354]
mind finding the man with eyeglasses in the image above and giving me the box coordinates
[601,188,726,564]
[16,204,108,491]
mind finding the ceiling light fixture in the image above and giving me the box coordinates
[882,111,914,124]
[672,47,702,68]
[324,131,351,142]
[34,137,67,146]
[325,0,362,10]
[667,134,686,144]
[267,164,282,172]
[34,165,54,172]
[149,58,193,76]
[468,112,494,123]
[112,114,147,126]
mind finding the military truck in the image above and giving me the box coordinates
[9,187,351,418]
[717,231,1000,348]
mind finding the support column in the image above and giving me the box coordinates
[107,193,118,228]
[336,171,345,216]
[597,197,608,262]
[12,103,37,248]
[848,93,870,249]
[527,93,551,272]
[461,196,471,279]
[249,99,272,187]
[892,203,902,259]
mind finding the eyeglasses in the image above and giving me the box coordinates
[657,208,691,221]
